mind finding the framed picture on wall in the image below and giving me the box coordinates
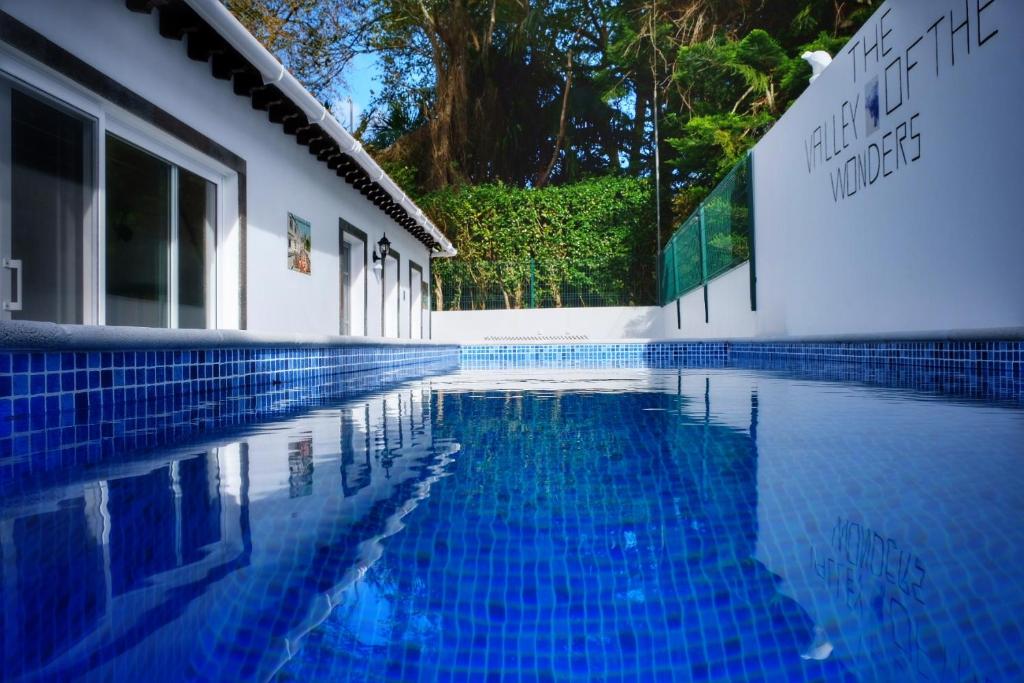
[287,213,312,274]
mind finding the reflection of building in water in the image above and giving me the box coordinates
[288,434,315,498]
[282,381,851,681]
[0,447,251,680]
[0,381,456,682]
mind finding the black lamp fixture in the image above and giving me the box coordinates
[372,233,391,266]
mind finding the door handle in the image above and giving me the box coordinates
[3,258,22,311]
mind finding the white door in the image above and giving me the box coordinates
[410,266,423,339]
[342,235,366,336]
[340,240,352,335]
[383,255,398,338]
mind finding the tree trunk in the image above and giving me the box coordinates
[535,49,574,188]
[433,270,444,311]
[424,3,470,190]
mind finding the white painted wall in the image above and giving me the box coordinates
[659,263,758,339]
[657,0,1024,340]
[2,0,436,338]
[433,305,662,342]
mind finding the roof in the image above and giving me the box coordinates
[123,0,456,257]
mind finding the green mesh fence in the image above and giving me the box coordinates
[433,259,638,311]
[660,153,753,305]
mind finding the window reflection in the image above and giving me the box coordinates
[288,434,314,498]
[0,382,452,682]
[11,500,106,672]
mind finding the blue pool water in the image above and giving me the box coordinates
[1,365,1022,681]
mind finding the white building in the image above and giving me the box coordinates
[0,0,455,340]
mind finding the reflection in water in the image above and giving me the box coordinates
[1,368,1022,682]
[287,434,314,498]
[280,378,850,682]
[0,382,456,682]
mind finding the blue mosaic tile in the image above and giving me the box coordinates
[460,342,730,368]
[0,344,459,474]
[459,341,1024,401]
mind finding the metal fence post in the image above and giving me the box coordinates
[699,205,709,323]
[529,257,536,309]
[746,152,757,311]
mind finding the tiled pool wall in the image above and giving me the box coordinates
[728,340,1023,370]
[461,339,1024,379]
[2,337,1021,480]
[0,358,456,487]
[0,344,459,466]
[461,339,1020,367]
[458,342,731,367]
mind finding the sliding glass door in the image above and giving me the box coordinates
[0,84,92,322]
[0,75,219,329]
[105,134,215,328]
[105,135,170,327]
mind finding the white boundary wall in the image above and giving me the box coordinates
[656,0,1024,341]
[433,306,661,342]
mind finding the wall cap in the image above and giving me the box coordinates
[0,321,456,351]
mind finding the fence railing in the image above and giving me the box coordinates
[660,153,754,306]
[432,259,644,311]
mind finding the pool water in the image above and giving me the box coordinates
[1,367,1022,681]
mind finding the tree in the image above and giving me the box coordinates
[225,0,371,106]
[227,0,882,306]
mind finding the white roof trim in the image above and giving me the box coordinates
[182,0,456,257]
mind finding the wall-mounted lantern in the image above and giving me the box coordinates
[372,233,391,272]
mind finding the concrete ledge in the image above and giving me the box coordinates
[459,327,1024,345]
[0,320,456,351]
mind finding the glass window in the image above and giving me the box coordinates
[105,134,214,328]
[8,88,90,323]
[105,135,170,327]
[178,168,214,329]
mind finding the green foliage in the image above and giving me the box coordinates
[661,16,874,224]
[422,176,656,309]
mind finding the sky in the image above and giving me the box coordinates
[337,52,381,132]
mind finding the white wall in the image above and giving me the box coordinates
[2,0,435,338]
[433,305,662,342]
[659,262,758,339]
[657,0,1024,340]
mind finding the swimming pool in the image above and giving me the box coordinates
[1,363,1022,681]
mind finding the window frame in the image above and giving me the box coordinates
[0,70,99,324]
[104,130,219,329]
[0,45,235,330]
[408,260,424,340]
